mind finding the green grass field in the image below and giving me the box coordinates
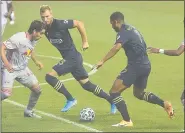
[2,1,184,132]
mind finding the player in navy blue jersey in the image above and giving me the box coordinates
[94,11,174,127]
[148,23,184,111]
[39,5,116,113]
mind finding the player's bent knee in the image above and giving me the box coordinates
[133,90,144,100]
[31,84,42,94]
[79,78,89,84]
[47,69,58,77]
[133,91,143,100]
[2,88,12,97]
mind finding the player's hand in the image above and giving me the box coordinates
[82,42,89,51]
[5,64,14,73]
[35,61,44,70]
[147,47,160,54]
[92,60,104,70]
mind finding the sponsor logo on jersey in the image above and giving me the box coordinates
[50,39,63,44]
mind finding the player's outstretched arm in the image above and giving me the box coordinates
[0,43,14,72]
[73,20,89,50]
[95,43,122,69]
[148,43,184,56]
[31,51,43,70]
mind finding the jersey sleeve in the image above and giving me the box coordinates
[115,32,128,46]
[4,37,19,49]
[59,19,74,29]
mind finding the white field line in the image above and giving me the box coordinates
[13,54,97,88]
[4,99,103,132]
[4,54,102,132]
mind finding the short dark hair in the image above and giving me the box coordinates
[28,20,45,34]
[110,11,124,22]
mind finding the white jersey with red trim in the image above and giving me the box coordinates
[2,32,37,71]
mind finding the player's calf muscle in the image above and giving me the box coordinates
[1,88,12,100]
[2,88,12,97]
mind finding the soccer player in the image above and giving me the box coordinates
[7,0,16,25]
[39,5,116,113]
[94,12,174,127]
[1,20,45,117]
[147,39,184,108]
[0,0,15,35]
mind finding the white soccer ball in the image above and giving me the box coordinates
[80,108,95,121]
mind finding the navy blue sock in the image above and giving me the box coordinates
[45,74,74,101]
[143,92,164,108]
[110,92,130,121]
[81,81,112,104]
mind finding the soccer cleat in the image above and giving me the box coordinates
[61,99,77,112]
[9,21,15,25]
[164,101,174,119]
[112,120,133,127]
[24,109,42,119]
[110,104,117,114]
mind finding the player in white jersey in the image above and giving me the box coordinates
[1,0,15,35]
[1,20,45,117]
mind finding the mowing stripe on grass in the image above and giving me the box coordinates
[4,99,103,132]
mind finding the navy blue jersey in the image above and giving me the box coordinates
[45,19,79,59]
[115,24,150,64]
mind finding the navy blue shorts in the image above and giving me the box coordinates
[117,63,151,89]
[53,55,88,81]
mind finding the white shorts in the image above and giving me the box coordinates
[1,67,38,89]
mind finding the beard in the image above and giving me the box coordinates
[113,27,119,32]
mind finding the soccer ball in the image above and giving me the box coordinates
[80,108,95,121]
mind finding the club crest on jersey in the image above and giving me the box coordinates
[23,49,32,56]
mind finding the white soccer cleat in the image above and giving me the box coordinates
[24,109,42,119]
[10,21,15,25]
[112,120,133,127]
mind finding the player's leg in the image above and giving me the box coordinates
[1,18,7,35]
[110,66,136,127]
[16,67,41,118]
[45,59,76,112]
[133,66,174,118]
[1,69,15,100]
[71,61,117,114]
[9,11,15,25]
